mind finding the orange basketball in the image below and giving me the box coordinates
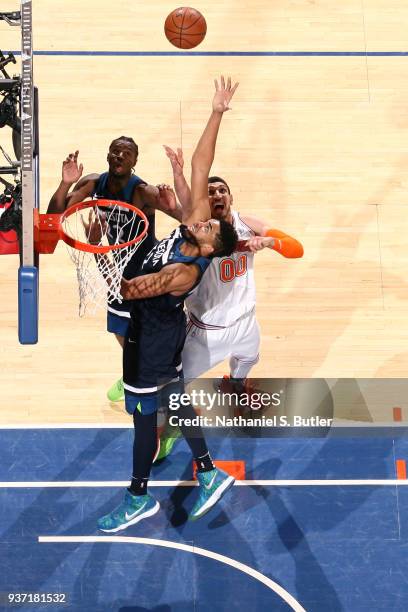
[164,7,207,49]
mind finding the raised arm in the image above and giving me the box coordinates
[186,76,238,225]
[163,145,192,215]
[47,151,97,213]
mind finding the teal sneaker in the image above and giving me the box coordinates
[189,468,235,521]
[154,424,182,462]
[97,492,160,533]
[107,377,124,402]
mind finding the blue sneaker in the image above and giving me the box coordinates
[189,468,235,521]
[97,492,160,532]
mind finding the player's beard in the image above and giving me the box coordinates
[180,224,200,247]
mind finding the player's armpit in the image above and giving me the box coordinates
[265,229,304,258]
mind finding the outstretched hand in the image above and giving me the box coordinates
[212,76,239,113]
[163,145,184,177]
[157,183,177,211]
[62,150,83,185]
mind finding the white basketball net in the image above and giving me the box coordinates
[61,202,147,316]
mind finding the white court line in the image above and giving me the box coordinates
[38,535,306,612]
[0,479,406,487]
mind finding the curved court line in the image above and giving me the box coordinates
[39,535,305,612]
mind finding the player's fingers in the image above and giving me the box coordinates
[231,82,239,95]
[227,76,231,90]
[214,78,219,91]
[221,75,225,89]
[79,163,84,174]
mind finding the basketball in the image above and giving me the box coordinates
[164,7,207,49]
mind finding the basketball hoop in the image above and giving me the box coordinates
[37,199,148,316]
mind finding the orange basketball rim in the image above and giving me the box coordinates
[34,199,149,254]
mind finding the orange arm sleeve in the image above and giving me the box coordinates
[265,229,304,258]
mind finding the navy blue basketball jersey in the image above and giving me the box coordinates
[133,226,211,323]
[92,172,157,272]
[123,227,211,395]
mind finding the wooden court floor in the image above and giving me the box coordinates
[1,1,408,422]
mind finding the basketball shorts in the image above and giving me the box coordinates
[107,299,131,336]
[182,307,260,381]
[124,379,184,416]
[122,321,186,414]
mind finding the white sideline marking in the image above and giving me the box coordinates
[0,479,406,488]
[38,535,306,612]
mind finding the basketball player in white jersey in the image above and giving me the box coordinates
[154,147,303,460]
[163,146,303,384]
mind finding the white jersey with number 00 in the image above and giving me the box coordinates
[185,211,256,327]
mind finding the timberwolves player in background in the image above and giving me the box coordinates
[97,76,239,532]
[47,138,181,401]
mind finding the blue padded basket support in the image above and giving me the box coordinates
[18,266,38,344]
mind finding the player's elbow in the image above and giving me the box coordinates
[191,153,210,176]
[280,240,304,258]
[286,242,304,258]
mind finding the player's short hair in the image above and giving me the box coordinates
[109,136,139,157]
[208,176,230,194]
[212,219,238,257]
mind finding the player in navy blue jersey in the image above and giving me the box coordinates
[47,136,181,401]
[97,76,240,532]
